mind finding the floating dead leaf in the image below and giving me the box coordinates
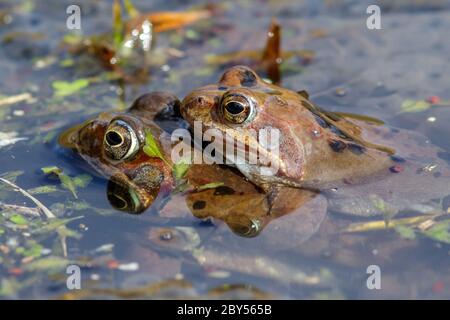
[126,9,211,33]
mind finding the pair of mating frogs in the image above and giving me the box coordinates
[60,66,450,241]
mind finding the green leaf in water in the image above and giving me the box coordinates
[369,194,397,225]
[41,166,61,175]
[41,167,91,199]
[112,0,124,50]
[72,174,92,188]
[23,243,43,258]
[62,33,83,45]
[173,161,190,181]
[32,216,83,235]
[9,214,28,225]
[24,256,71,272]
[58,173,78,199]
[401,99,431,113]
[422,220,450,244]
[0,228,4,235]
[124,0,139,18]
[60,58,74,67]
[395,225,416,240]
[143,129,169,165]
[27,185,60,195]
[52,79,90,97]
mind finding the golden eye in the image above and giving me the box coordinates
[221,94,254,124]
[104,120,139,160]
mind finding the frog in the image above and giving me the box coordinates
[180,65,450,216]
[59,92,177,214]
[59,91,326,242]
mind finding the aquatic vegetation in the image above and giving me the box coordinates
[1,0,450,300]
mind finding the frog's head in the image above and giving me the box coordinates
[59,92,178,213]
[181,65,319,188]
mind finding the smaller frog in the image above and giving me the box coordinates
[59,92,177,213]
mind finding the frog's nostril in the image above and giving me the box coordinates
[105,131,123,147]
[196,97,204,104]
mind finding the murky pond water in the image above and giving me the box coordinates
[1,0,450,299]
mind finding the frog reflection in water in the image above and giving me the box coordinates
[59,92,326,240]
[181,65,450,216]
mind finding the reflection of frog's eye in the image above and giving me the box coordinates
[221,94,254,124]
[227,217,263,238]
[107,179,145,214]
[104,120,139,160]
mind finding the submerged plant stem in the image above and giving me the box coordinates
[0,177,56,219]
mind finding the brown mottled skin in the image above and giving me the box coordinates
[59,92,177,213]
[181,66,450,216]
[181,65,395,190]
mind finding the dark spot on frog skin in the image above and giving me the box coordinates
[328,139,347,152]
[240,70,257,87]
[348,143,366,155]
[390,155,406,163]
[213,186,236,195]
[314,115,328,128]
[218,86,227,91]
[329,125,350,140]
[193,200,206,210]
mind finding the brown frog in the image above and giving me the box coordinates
[181,65,450,216]
[59,92,177,213]
[59,92,326,241]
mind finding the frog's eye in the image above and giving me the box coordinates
[104,120,140,160]
[221,94,255,124]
